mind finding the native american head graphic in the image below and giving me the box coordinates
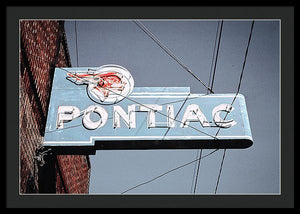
[66,64,134,104]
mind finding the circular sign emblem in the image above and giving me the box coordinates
[66,64,134,104]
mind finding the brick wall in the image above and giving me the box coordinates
[20,20,91,194]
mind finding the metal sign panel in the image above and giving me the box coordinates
[43,67,253,154]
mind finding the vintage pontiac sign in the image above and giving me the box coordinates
[43,65,253,154]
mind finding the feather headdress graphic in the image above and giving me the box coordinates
[66,64,134,104]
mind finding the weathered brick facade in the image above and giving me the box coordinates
[19,20,91,194]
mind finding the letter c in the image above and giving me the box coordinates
[212,104,237,128]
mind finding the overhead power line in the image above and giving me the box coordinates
[75,20,79,67]
[192,19,224,194]
[192,149,203,193]
[209,20,224,93]
[214,20,255,194]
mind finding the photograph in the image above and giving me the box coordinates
[7,6,293,208]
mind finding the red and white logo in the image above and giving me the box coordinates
[66,64,134,104]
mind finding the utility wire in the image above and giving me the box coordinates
[75,20,79,67]
[214,20,255,194]
[192,149,202,193]
[232,20,255,103]
[121,149,219,194]
[207,20,220,94]
[133,20,214,94]
[210,20,224,93]
[192,20,223,194]
[214,148,226,194]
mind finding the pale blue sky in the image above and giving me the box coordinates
[64,19,280,194]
